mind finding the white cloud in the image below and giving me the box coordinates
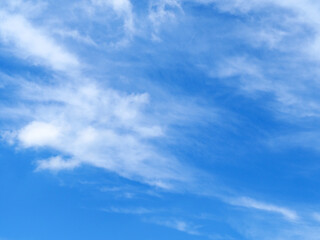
[0,0,47,17]
[148,0,181,32]
[0,11,79,72]
[230,197,298,221]
[36,156,80,171]
[0,1,213,190]
[91,0,132,13]
[201,0,320,58]
[4,79,197,189]
[53,29,97,46]
[91,0,135,34]
[18,121,61,147]
[190,0,320,120]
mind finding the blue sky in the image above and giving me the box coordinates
[1,0,320,239]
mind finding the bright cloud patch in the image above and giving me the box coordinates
[9,80,193,189]
[18,121,61,147]
[0,11,79,72]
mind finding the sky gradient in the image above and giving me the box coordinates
[1,0,320,239]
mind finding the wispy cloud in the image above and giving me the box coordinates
[148,0,182,40]
[53,29,97,46]
[186,0,320,122]
[2,1,320,240]
[91,0,134,32]
[150,218,201,236]
[0,1,211,191]
[5,79,199,189]
[229,197,298,221]
[102,207,154,215]
[0,11,79,72]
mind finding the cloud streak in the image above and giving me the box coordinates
[151,219,201,236]
[6,79,197,189]
[229,197,298,221]
[0,11,79,72]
